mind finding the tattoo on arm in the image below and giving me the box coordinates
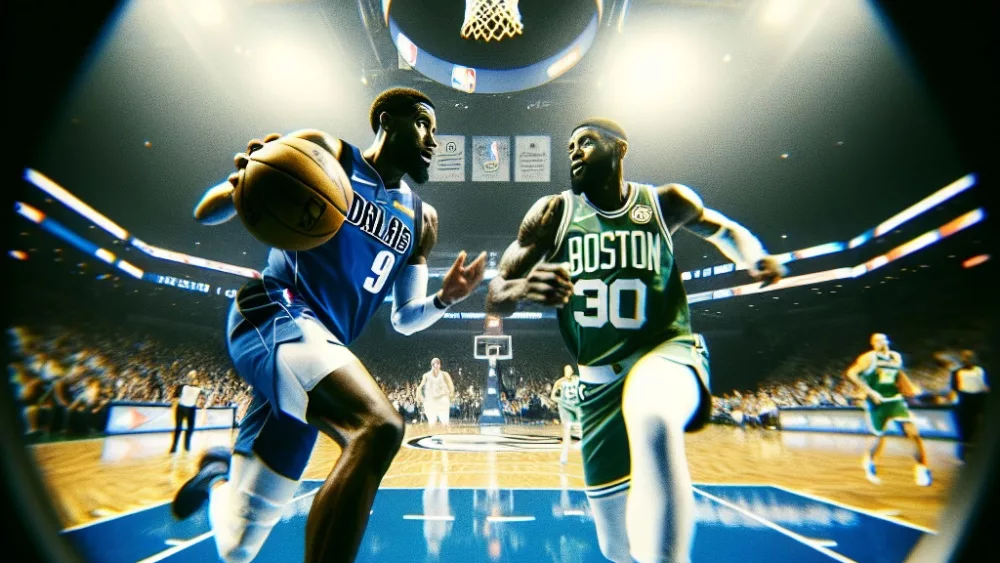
[486,195,564,315]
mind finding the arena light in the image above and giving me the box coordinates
[687,207,986,304]
[256,40,336,105]
[23,169,262,279]
[186,0,225,27]
[16,201,131,273]
[760,0,799,27]
[873,173,976,237]
[117,260,145,279]
[94,248,117,264]
[24,168,130,240]
[683,173,977,279]
[131,239,261,279]
[963,254,990,269]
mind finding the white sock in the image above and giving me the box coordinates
[209,454,300,563]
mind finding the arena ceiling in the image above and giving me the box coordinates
[8,0,991,292]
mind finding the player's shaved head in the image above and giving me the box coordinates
[370,87,435,132]
[870,333,889,348]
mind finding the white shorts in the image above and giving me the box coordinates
[274,315,356,423]
[425,399,450,423]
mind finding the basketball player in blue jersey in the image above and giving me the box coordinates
[487,118,786,563]
[172,88,487,563]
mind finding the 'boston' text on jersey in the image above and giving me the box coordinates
[566,231,662,276]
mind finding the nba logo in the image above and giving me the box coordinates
[483,141,500,172]
[451,65,476,93]
[396,32,418,67]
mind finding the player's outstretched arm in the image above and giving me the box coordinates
[391,202,487,335]
[194,130,343,226]
[486,195,573,316]
[654,183,786,287]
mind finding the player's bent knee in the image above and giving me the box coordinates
[360,411,405,456]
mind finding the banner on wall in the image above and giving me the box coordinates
[777,406,959,439]
[105,402,235,434]
[428,135,465,182]
[472,136,510,182]
[514,136,551,182]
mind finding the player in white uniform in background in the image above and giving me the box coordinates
[550,365,582,464]
[419,358,455,426]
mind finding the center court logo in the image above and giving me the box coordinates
[406,433,566,452]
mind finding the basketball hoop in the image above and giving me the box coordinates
[461,0,524,43]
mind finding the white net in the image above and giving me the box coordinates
[461,0,524,42]
[486,345,501,368]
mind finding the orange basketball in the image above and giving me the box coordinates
[233,136,354,251]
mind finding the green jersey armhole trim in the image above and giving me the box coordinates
[645,183,675,254]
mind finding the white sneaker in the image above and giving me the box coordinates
[915,465,932,487]
[863,455,881,485]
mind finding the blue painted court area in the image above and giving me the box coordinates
[62,484,928,562]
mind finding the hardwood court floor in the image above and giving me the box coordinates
[30,424,962,532]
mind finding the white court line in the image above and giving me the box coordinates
[486,516,536,522]
[62,500,173,532]
[768,485,937,535]
[137,531,213,563]
[693,487,854,563]
[402,515,456,521]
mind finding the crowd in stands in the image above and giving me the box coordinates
[7,315,988,439]
[5,323,570,440]
[7,323,252,439]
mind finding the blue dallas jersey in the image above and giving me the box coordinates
[260,141,422,345]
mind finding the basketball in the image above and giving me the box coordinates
[233,136,354,251]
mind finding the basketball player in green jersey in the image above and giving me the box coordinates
[845,333,931,487]
[486,118,785,563]
[550,365,583,464]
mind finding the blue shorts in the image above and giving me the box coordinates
[228,279,354,480]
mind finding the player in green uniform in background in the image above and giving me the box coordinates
[551,365,583,464]
[845,333,931,487]
[486,118,785,563]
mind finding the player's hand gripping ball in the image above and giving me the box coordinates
[230,133,354,251]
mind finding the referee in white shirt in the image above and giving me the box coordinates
[169,370,203,454]
[938,350,990,445]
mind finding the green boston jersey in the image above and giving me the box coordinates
[560,376,581,407]
[549,183,692,366]
[862,351,904,399]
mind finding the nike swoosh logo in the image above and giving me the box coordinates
[351,174,378,187]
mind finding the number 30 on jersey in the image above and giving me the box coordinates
[574,278,647,329]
